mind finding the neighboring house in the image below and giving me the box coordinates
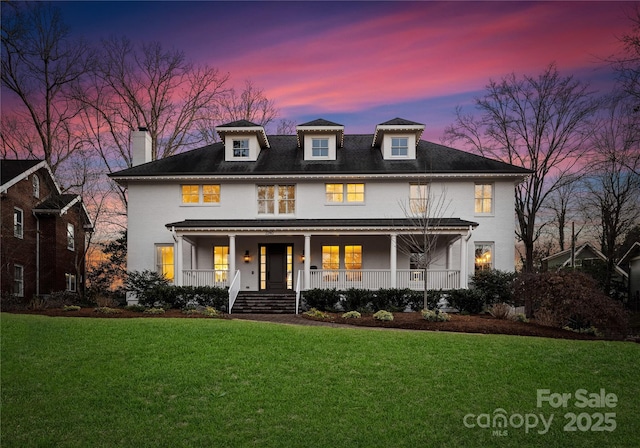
[1,160,92,302]
[541,242,629,286]
[619,242,640,310]
[110,118,529,311]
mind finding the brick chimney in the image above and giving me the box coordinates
[132,127,152,166]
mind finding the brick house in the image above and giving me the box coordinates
[1,160,92,303]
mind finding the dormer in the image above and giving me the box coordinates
[296,119,345,161]
[216,120,270,162]
[372,118,425,160]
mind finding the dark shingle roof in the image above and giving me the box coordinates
[216,120,261,128]
[298,118,344,127]
[1,159,43,185]
[111,135,530,178]
[33,194,79,212]
[379,117,424,126]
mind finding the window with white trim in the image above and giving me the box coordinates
[257,185,295,215]
[181,185,221,204]
[345,245,362,281]
[311,138,329,157]
[156,244,175,282]
[474,243,494,272]
[14,264,24,297]
[233,139,250,157]
[33,174,40,198]
[66,273,77,292]
[474,184,493,214]
[213,246,229,283]
[67,223,75,251]
[14,208,23,238]
[391,137,409,156]
[325,183,364,203]
[409,184,428,214]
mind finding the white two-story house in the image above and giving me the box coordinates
[111,118,529,312]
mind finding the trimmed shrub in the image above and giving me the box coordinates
[341,311,361,319]
[373,310,394,321]
[302,288,341,311]
[62,305,81,311]
[446,289,484,314]
[421,308,450,322]
[125,304,146,312]
[514,271,628,337]
[304,308,331,319]
[489,302,513,320]
[126,270,170,304]
[372,288,411,312]
[138,285,228,310]
[406,290,446,311]
[94,306,122,314]
[471,269,518,306]
[341,288,374,312]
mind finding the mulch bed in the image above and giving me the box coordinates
[5,307,628,341]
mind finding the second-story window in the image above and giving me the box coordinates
[475,184,493,214]
[325,183,365,203]
[14,208,23,238]
[181,185,221,204]
[257,185,295,215]
[67,223,75,251]
[391,137,408,157]
[233,139,250,157]
[311,138,329,157]
[409,184,428,214]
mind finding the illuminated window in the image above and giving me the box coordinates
[475,184,493,214]
[233,139,250,157]
[182,185,199,203]
[156,245,175,282]
[213,246,229,282]
[258,185,295,215]
[202,185,220,203]
[14,208,23,238]
[312,138,329,157]
[260,246,267,289]
[345,245,362,281]
[409,184,428,214]
[14,265,24,297]
[182,185,220,204]
[325,184,343,202]
[325,183,364,203]
[322,246,339,281]
[67,223,75,251]
[475,243,494,272]
[391,137,408,156]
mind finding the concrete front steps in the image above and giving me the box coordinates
[231,292,297,314]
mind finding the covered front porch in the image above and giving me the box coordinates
[166,219,477,313]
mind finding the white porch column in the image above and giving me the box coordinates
[390,233,397,288]
[460,227,473,288]
[175,235,184,286]
[229,235,236,281]
[191,244,197,270]
[304,234,311,289]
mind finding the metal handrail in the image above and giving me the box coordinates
[228,270,241,314]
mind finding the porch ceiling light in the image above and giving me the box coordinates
[244,250,251,263]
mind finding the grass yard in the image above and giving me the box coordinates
[1,313,639,448]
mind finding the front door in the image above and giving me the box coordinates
[260,244,292,291]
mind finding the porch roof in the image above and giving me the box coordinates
[166,218,478,233]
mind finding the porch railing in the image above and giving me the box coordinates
[228,270,241,314]
[182,270,229,288]
[306,269,461,291]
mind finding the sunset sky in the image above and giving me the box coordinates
[43,1,636,139]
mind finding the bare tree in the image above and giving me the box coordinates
[545,174,584,251]
[444,64,600,272]
[611,5,640,108]
[1,1,93,171]
[217,79,278,126]
[583,95,640,291]
[276,118,297,135]
[396,183,452,309]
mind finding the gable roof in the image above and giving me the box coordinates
[299,118,343,127]
[543,242,628,278]
[619,242,640,267]
[215,120,270,148]
[110,135,531,182]
[0,159,48,192]
[296,118,345,147]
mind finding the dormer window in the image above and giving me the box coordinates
[312,138,329,157]
[233,139,250,158]
[391,138,408,157]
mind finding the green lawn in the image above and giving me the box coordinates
[1,313,639,448]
